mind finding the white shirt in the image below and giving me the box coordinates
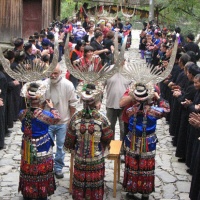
[105,72,131,109]
[45,77,78,124]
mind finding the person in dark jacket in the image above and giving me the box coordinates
[185,74,200,173]
[24,42,36,61]
[0,67,7,149]
[2,50,20,136]
[169,53,190,145]
[174,63,200,162]
[184,33,200,61]
[90,31,109,65]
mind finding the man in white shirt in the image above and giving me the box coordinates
[45,64,78,178]
[105,70,131,141]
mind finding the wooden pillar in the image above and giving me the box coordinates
[54,0,61,21]
[42,0,53,29]
[0,0,22,43]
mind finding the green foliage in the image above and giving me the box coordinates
[61,0,76,20]
[60,0,200,36]
[153,0,200,36]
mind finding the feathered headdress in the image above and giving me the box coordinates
[64,32,127,100]
[121,5,136,20]
[82,5,119,24]
[20,80,49,103]
[0,41,59,82]
[120,38,178,101]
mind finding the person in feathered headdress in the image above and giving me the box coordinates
[63,31,127,200]
[18,81,61,200]
[64,82,113,200]
[118,38,178,200]
[0,38,61,200]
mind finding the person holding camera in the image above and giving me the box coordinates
[90,31,109,65]
[18,81,61,200]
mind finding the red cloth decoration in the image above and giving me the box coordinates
[80,6,83,13]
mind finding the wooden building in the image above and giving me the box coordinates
[74,0,149,20]
[74,0,149,6]
[0,0,61,44]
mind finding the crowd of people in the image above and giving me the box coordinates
[0,12,200,200]
[138,21,200,200]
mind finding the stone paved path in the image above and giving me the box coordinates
[0,30,192,200]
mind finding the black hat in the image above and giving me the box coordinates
[14,38,24,47]
[187,33,195,41]
[134,83,148,101]
[24,42,32,51]
[29,83,40,92]
[28,82,40,100]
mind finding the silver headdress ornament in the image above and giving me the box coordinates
[20,80,49,103]
[64,32,127,100]
[0,41,59,82]
[64,31,125,83]
[97,6,119,24]
[81,5,100,20]
[120,38,178,100]
[121,4,136,19]
[82,5,118,24]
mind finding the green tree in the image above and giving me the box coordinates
[61,0,76,20]
[153,0,200,35]
[61,0,200,36]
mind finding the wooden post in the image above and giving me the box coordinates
[107,140,122,198]
[69,152,74,194]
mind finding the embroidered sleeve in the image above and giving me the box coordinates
[100,116,113,148]
[64,116,77,151]
[148,107,163,119]
[18,109,27,122]
[158,98,170,113]
[34,108,61,125]
[126,106,139,118]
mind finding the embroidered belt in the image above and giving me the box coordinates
[125,132,157,153]
[73,178,104,188]
[21,147,53,158]
[75,154,104,162]
[127,132,157,140]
